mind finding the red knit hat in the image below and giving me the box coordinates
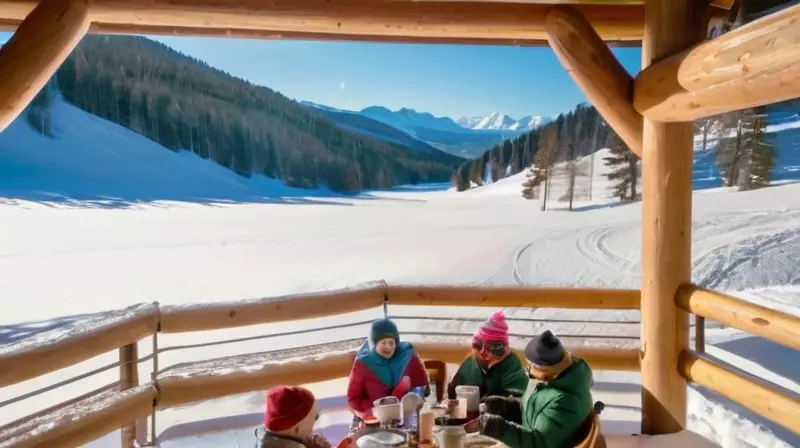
[264,386,316,432]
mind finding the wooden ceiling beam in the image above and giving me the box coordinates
[0,0,646,43]
[0,19,643,47]
[0,0,89,133]
[634,2,800,122]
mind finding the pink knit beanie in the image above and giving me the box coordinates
[474,310,510,345]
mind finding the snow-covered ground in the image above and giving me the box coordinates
[1,96,799,448]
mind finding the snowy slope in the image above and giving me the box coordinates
[0,95,343,208]
[1,102,800,448]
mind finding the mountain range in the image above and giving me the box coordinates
[300,102,546,158]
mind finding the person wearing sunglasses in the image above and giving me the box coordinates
[447,310,529,403]
[255,386,355,448]
[477,330,595,448]
[346,318,430,431]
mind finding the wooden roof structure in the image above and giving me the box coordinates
[0,0,799,444]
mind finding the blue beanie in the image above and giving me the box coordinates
[369,318,399,347]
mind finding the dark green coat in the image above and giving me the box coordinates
[447,352,529,400]
[494,357,593,448]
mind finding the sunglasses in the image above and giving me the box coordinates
[472,341,507,357]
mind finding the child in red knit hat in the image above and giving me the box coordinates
[257,386,355,448]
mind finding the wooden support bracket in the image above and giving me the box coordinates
[545,5,644,157]
[0,0,90,132]
[635,2,800,122]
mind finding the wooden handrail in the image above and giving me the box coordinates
[159,281,387,333]
[676,284,800,352]
[387,285,640,310]
[0,384,158,448]
[0,302,159,388]
[679,350,800,437]
[155,340,641,409]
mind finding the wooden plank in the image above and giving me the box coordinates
[679,350,800,437]
[545,5,643,157]
[0,0,90,132]
[387,285,641,309]
[0,0,646,42]
[677,284,800,352]
[634,3,800,122]
[639,0,705,435]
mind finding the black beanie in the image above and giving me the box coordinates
[369,318,399,347]
[524,330,565,367]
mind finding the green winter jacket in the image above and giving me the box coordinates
[447,352,529,400]
[495,357,593,448]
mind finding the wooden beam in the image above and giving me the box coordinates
[677,284,800,352]
[0,0,645,43]
[679,350,800,437]
[0,19,643,48]
[387,285,641,309]
[639,0,705,436]
[0,0,90,133]
[545,5,643,157]
[634,3,800,122]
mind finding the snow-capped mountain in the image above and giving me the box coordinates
[456,112,550,132]
[473,112,516,131]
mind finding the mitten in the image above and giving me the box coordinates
[484,395,523,424]
[479,413,508,440]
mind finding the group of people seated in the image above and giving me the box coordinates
[256,310,595,448]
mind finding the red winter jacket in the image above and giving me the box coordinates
[346,341,429,420]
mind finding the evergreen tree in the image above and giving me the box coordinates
[535,124,559,211]
[740,106,775,190]
[603,132,640,202]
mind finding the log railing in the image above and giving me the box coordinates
[0,282,798,447]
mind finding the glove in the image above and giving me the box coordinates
[391,375,411,398]
[484,395,522,424]
[479,413,508,440]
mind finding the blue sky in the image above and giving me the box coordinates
[2,32,643,120]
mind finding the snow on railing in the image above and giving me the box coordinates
[0,282,798,447]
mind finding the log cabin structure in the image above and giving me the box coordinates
[0,0,800,447]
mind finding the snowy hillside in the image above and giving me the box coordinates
[1,98,800,448]
[0,95,345,207]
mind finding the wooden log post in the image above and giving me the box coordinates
[544,5,644,157]
[0,0,90,132]
[638,0,707,435]
[119,343,141,448]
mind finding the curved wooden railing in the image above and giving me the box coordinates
[0,282,798,448]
